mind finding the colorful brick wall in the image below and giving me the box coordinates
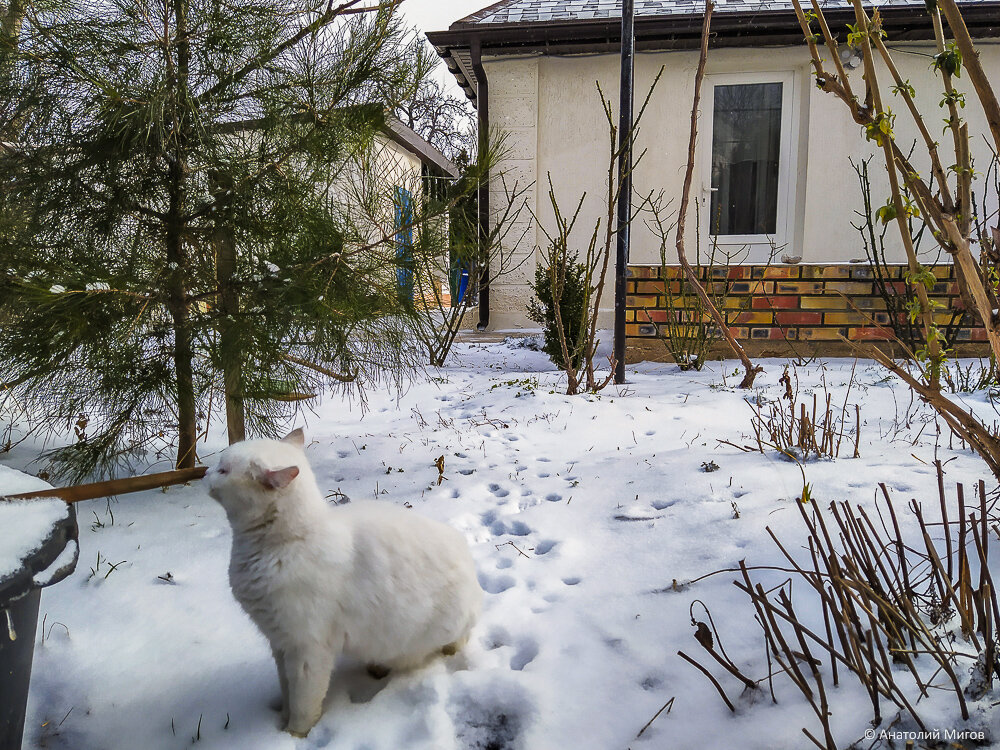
[624,263,987,360]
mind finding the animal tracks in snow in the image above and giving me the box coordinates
[533,540,557,556]
[479,572,516,594]
[482,627,539,673]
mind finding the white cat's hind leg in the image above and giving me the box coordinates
[284,645,336,738]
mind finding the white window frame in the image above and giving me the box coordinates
[700,71,798,263]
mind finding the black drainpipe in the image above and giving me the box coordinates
[470,38,490,331]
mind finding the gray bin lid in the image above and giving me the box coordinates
[0,502,79,608]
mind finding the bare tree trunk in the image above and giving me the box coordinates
[166,0,198,469]
[0,0,26,139]
[167,217,198,468]
[216,223,245,444]
[210,169,245,444]
[938,0,1000,154]
[0,0,25,63]
[674,1,762,389]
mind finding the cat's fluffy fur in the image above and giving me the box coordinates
[205,429,482,737]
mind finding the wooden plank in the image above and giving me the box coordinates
[1,466,208,504]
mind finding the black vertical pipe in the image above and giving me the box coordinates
[614,0,634,383]
[470,39,491,331]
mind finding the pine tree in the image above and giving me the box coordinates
[0,0,473,479]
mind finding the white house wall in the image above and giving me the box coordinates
[483,39,1000,330]
[487,57,540,325]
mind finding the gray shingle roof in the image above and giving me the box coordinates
[455,0,955,25]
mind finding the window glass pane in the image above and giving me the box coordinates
[709,82,782,236]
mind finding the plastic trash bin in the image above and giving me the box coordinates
[0,499,78,750]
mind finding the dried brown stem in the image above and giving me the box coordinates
[673,1,762,389]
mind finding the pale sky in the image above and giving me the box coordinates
[400,0,490,35]
[400,0,492,96]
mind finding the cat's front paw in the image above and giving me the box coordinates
[284,716,318,738]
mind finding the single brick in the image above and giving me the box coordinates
[660,266,685,279]
[799,327,849,340]
[750,327,770,339]
[850,266,875,279]
[752,295,799,310]
[629,266,658,279]
[776,281,824,294]
[800,296,849,309]
[802,265,850,279]
[850,327,895,340]
[729,311,774,325]
[762,266,802,279]
[852,297,888,310]
[823,312,869,325]
[642,309,670,324]
[634,280,666,295]
[824,281,875,295]
[775,311,823,326]
[626,295,659,308]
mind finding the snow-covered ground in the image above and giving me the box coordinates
[3,338,999,749]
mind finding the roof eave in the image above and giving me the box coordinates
[383,117,460,178]
[428,2,1000,103]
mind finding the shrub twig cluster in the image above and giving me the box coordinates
[681,463,1000,749]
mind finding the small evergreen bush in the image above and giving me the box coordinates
[527,251,588,372]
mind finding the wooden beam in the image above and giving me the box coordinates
[2,467,208,504]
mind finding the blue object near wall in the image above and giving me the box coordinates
[395,186,414,301]
[456,266,470,305]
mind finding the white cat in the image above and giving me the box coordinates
[204,429,482,737]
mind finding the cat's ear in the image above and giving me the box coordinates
[282,428,305,448]
[255,465,300,490]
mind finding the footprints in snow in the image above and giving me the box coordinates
[479,572,516,594]
[534,540,557,556]
[484,627,539,673]
[481,510,530,537]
